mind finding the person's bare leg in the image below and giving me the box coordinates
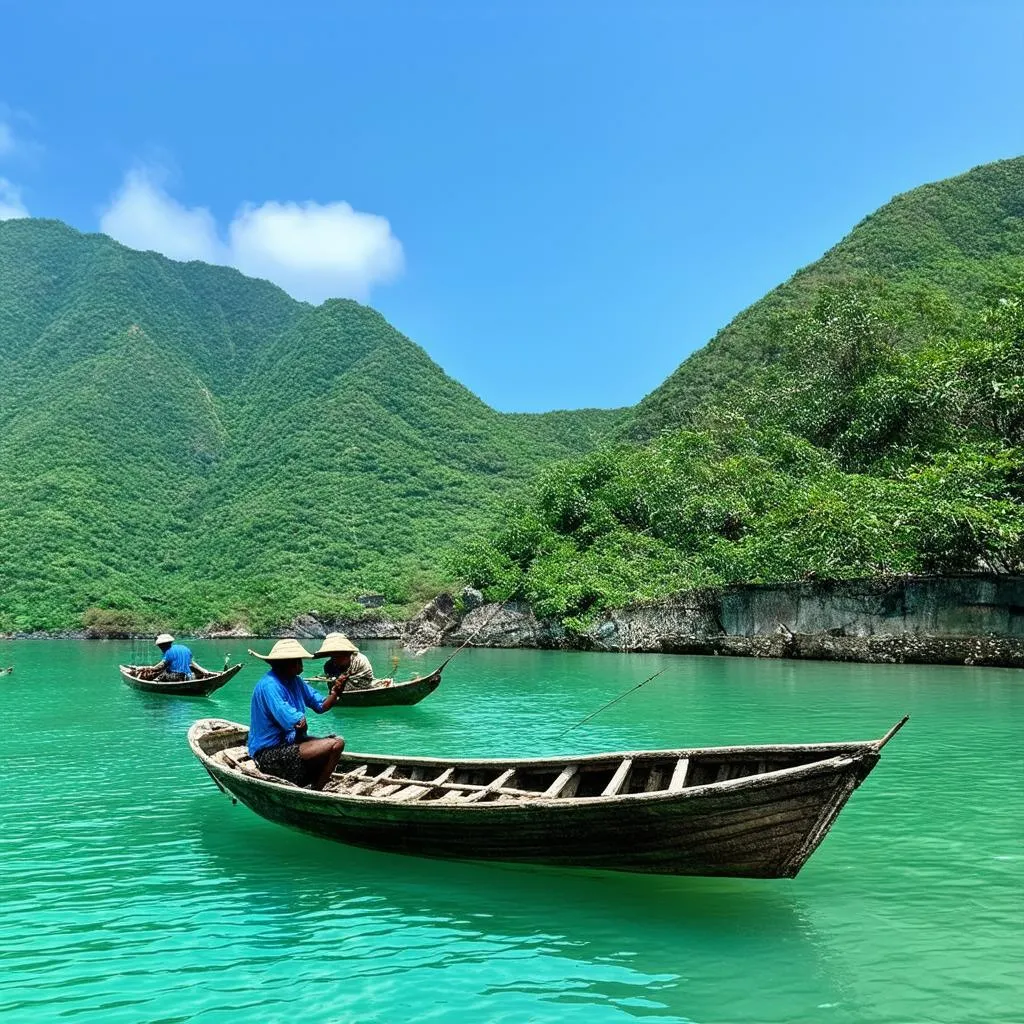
[298,736,345,790]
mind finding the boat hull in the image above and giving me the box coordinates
[336,671,441,707]
[121,663,242,697]
[189,720,887,878]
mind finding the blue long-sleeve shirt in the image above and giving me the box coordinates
[162,644,194,677]
[248,668,327,756]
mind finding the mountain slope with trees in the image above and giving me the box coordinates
[455,159,1024,626]
[2,157,1021,634]
[0,220,621,631]
[622,156,1024,440]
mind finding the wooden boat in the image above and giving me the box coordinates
[306,670,441,707]
[187,715,908,878]
[120,662,243,697]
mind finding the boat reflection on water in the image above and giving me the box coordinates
[192,797,858,1023]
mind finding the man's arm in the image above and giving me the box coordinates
[294,679,346,733]
[301,678,346,715]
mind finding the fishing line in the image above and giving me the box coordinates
[559,666,668,738]
[407,583,522,674]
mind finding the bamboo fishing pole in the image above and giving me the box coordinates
[412,584,521,674]
[432,597,515,672]
[559,667,668,737]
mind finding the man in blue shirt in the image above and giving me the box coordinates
[146,633,201,681]
[247,638,346,790]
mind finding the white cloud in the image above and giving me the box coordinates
[0,177,28,220]
[0,107,31,219]
[230,201,404,302]
[99,168,222,263]
[99,167,404,302]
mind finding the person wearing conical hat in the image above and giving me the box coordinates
[246,638,346,790]
[314,633,390,691]
[142,633,202,682]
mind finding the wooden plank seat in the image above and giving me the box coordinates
[602,759,634,797]
[668,758,690,792]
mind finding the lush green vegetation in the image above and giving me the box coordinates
[622,157,1024,439]
[455,160,1024,627]
[0,221,621,631]
[1,157,1021,633]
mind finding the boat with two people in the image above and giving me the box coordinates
[304,632,442,708]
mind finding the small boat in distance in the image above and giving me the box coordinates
[188,715,908,879]
[121,662,243,697]
[0,666,12,677]
[305,669,441,707]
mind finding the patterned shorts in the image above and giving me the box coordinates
[254,742,309,786]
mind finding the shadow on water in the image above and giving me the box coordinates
[190,789,858,1022]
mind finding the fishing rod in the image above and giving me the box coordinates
[410,584,521,674]
[559,667,668,738]
[432,596,516,673]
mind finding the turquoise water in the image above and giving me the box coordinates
[1,640,1021,1023]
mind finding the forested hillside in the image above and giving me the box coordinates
[622,157,1024,439]
[0,220,621,631]
[456,160,1024,626]
[2,158,1021,634]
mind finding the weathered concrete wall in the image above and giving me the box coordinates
[716,576,1024,639]
[438,575,1024,668]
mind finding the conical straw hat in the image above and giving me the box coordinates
[249,638,315,662]
[155,633,175,646]
[314,632,360,657]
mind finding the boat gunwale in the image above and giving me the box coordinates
[187,718,880,811]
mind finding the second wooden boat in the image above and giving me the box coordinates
[306,670,441,707]
[120,662,243,697]
[188,715,908,878]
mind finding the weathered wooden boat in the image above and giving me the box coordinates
[188,715,908,878]
[306,669,441,707]
[120,663,243,697]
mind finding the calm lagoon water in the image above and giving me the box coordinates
[1,640,1021,1023]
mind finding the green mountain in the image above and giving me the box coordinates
[0,220,622,631]
[456,159,1024,625]
[623,156,1024,440]
[3,158,1021,634]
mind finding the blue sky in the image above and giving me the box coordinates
[2,1,1023,411]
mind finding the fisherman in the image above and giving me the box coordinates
[145,633,201,681]
[247,638,345,790]
[314,632,390,690]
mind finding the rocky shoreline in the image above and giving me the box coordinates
[5,575,1023,670]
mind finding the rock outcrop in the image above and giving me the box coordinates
[422,574,1024,669]
[12,574,1022,669]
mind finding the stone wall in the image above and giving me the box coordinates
[716,576,1024,639]
[438,575,1024,668]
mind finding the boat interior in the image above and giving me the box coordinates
[126,663,231,680]
[211,744,854,803]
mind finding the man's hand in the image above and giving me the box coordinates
[295,716,308,732]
